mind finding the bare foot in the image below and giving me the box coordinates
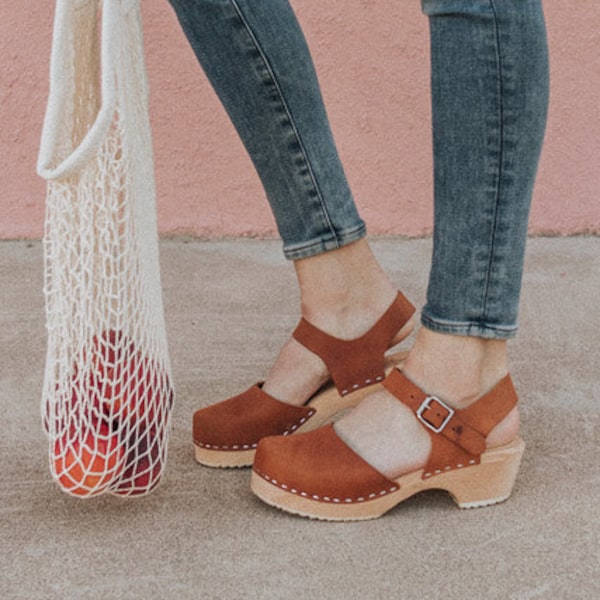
[334,328,520,479]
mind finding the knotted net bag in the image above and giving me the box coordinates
[37,0,174,497]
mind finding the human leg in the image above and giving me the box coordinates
[167,0,416,466]
[193,247,415,467]
[252,0,549,518]
[339,0,549,476]
[167,0,365,259]
[422,0,549,339]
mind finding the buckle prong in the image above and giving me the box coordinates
[416,396,454,433]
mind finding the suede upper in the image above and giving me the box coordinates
[253,370,519,503]
[193,384,315,450]
[292,291,415,396]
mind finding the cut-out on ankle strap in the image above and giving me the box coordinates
[383,369,518,478]
[292,292,415,396]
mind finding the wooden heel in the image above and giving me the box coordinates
[443,438,525,509]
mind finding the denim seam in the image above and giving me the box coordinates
[228,0,339,245]
[481,0,504,327]
[282,223,366,260]
[421,313,517,340]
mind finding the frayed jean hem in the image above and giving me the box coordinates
[282,223,367,261]
[421,312,518,341]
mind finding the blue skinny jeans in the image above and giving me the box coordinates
[167,0,549,340]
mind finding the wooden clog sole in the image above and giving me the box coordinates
[250,437,525,521]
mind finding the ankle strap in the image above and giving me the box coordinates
[383,369,518,477]
[292,292,415,396]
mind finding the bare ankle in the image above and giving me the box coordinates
[402,327,509,409]
[294,240,397,338]
[401,327,519,447]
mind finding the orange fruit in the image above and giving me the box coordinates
[51,330,174,497]
[53,423,124,497]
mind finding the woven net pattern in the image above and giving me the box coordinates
[38,0,174,497]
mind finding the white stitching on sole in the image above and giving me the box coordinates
[254,459,480,504]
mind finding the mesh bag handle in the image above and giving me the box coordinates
[38,0,175,497]
[39,0,115,179]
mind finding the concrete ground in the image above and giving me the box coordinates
[1,237,598,600]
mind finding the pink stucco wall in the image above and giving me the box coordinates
[1,1,598,240]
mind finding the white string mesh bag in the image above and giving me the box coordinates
[38,0,174,497]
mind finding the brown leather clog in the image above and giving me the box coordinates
[251,369,525,520]
[193,292,415,467]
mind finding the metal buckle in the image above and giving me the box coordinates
[416,396,454,433]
